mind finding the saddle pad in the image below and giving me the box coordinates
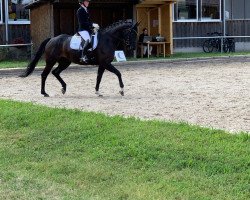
[70,35,82,50]
[70,34,98,50]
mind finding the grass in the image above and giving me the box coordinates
[0,99,249,200]
[0,60,46,69]
[1,52,250,69]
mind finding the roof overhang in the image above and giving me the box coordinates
[25,0,52,9]
[136,0,176,8]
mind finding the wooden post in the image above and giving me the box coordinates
[158,6,161,35]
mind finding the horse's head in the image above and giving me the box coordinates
[123,22,139,51]
[101,21,139,52]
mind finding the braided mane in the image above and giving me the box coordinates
[101,20,133,33]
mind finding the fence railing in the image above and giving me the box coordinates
[0,43,33,59]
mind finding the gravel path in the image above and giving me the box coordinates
[0,59,249,133]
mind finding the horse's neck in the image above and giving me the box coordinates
[111,30,123,41]
[99,23,131,49]
[99,29,121,44]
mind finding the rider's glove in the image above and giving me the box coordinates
[92,23,100,33]
[93,23,100,29]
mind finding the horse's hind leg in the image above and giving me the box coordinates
[105,63,124,96]
[52,59,71,94]
[41,60,56,97]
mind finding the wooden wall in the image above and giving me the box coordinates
[159,4,173,54]
[30,3,54,50]
[227,20,250,39]
[0,26,4,44]
[136,8,149,33]
[8,25,31,44]
[0,25,31,45]
[89,6,133,28]
[53,8,76,36]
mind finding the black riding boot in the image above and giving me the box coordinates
[80,39,90,63]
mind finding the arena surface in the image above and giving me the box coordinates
[0,59,249,133]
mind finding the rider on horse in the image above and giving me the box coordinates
[77,0,99,63]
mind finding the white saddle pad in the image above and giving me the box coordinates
[70,33,98,50]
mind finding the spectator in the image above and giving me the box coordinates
[138,28,152,56]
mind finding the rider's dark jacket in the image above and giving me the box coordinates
[77,6,93,34]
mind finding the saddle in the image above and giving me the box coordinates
[70,32,98,51]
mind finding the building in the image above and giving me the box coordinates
[25,0,176,55]
[173,0,250,52]
[0,0,31,45]
[2,0,248,55]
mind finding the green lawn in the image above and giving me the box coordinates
[0,99,249,200]
[0,60,46,69]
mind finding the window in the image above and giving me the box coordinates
[174,0,198,21]
[174,0,221,22]
[201,0,221,20]
[8,0,30,24]
[0,0,2,23]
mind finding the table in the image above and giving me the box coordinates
[146,42,168,58]
[138,42,170,58]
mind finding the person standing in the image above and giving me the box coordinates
[77,0,99,63]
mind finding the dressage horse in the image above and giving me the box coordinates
[20,21,138,97]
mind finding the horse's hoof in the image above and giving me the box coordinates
[43,93,49,97]
[119,91,124,96]
[95,91,103,97]
[61,88,66,94]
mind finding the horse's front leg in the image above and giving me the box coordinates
[105,63,124,96]
[95,66,105,96]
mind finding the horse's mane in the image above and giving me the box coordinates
[101,20,133,33]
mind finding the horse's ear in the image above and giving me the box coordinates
[134,21,141,27]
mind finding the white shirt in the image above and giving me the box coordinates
[81,4,88,13]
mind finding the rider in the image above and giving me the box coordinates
[77,0,99,63]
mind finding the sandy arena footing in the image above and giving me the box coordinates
[0,58,249,133]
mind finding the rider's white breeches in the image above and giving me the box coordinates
[78,31,90,41]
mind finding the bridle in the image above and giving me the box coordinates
[123,27,138,49]
[108,26,138,50]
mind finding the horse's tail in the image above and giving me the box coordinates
[19,38,51,77]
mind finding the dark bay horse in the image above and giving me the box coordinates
[20,21,138,97]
